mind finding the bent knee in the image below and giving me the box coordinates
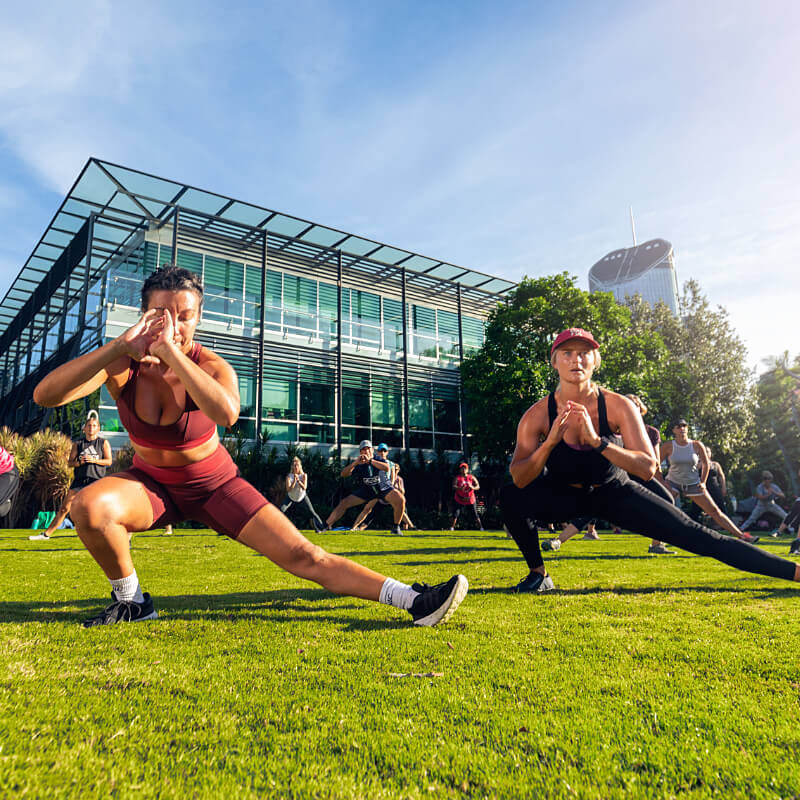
[71,491,122,531]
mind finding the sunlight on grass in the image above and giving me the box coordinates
[2,528,800,798]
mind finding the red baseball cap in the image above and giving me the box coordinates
[458,462,469,468]
[550,327,600,356]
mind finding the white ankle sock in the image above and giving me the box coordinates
[379,578,420,611]
[111,570,144,603]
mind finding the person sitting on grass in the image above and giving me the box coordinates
[321,440,407,537]
[501,327,800,593]
[29,411,112,542]
[33,266,467,628]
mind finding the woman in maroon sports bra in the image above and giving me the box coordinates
[34,266,467,628]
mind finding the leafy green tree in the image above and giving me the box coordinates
[460,273,671,465]
[747,353,800,496]
[626,280,754,472]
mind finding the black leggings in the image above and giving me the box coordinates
[785,499,800,531]
[0,466,19,515]
[453,502,482,527]
[501,475,796,581]
[279,495,324,531]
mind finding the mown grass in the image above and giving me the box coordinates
[2,527,800,799]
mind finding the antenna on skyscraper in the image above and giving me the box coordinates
[629,206,637,246]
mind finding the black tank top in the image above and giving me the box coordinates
[74,436,107,483]
[544,391,625,486]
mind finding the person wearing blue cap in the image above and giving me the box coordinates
[320,440,406,536]
[351,444,416,533]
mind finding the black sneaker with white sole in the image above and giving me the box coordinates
[391,524,404,536]
[512,571,555,593]
[408,574,468,626]
[83,592,158,628]
[790,539,800,555]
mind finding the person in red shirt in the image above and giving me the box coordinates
[450,462,484,531]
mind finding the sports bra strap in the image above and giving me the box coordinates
[597,390,611,436]
[547,392,557,426]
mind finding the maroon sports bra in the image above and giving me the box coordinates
[116,341,217,450]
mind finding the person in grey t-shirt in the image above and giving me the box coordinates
[741,470,787,532]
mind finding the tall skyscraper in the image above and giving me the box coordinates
[588,238,679,314]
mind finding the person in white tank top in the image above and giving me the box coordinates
[661,419,757,543]
[280,457,325,532]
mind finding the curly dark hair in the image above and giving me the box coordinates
[141,265,204,309]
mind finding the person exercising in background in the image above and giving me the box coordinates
[322,440,407,536]
[661,419,758,544]
[280,456,325,532]
[29,411,112,542]
[450,462,484,531]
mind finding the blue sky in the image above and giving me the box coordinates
[1,0,797,372]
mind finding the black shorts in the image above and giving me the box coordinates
[352,485,393,502]
[70,476,99,491]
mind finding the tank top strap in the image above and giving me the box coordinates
[597,389,613,436]
[547,392,557,426]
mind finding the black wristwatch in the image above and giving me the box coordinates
[593,438,609,454]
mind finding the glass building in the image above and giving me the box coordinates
[0,159,513,457]
[588,238,679,314]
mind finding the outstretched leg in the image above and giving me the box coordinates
[595,481,800,582]
[237,505,468,625]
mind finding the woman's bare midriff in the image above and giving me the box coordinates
[131,431,221,467]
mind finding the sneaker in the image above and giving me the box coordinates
[541,538,561,552]
[648,544,675,554]
[790,539,800,555]
[408,575,468,626]
[512,571,555,593]
[82,592,158,628]
[391,524,404,536]
[318,524,331,533]
[28,533,51,541]
[582,531,600,540]
[742,533,760,544]
[770,529,783,538]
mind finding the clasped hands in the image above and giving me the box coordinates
[546,400,603,449]
[121,308,180,366]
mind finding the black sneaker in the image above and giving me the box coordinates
[408,575,468,626]
[391,524,404,536]
[790,539,800,555]
[512,571,555,593]
[83,592,158,628]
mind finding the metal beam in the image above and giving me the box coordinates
[401,267,409,451]
[336,250,343,462]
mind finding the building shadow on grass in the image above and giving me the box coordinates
[0,589,409,631]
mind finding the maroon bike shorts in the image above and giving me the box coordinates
[118,445,269,539]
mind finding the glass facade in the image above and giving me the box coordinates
[0,159,510,449]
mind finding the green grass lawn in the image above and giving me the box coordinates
[2,526,800,799]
